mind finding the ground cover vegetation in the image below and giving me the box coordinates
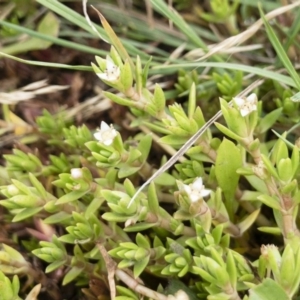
[1,0,300,299]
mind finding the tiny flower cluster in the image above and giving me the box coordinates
[96,56,120,82]
[234,93,258,117]
[94,121,117,146]
[71,168,82,179]
[180,177,211,202]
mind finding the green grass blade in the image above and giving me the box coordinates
[0,20,107,56]
[151,62,297,88]
[239,0,279,10]
[279,8,300,58]
[37,0,104,37]
[150,0,207,49]
[98,3,218,47]
[259,6,300,90]
[36,0,148,59]
[0,51,92,71]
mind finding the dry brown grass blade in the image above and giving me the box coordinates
[0,79,68,104]
[91,6,135,71]
[186,44,263,59]
[82,0,109,42]
[97,242,186,299]
[97,243,117,299]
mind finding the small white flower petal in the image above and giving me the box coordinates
[201,189,211,197]
[247,93,258,104]
[103,139,114,146]
[97,73,110,81]
[234,93,258,117]
[93,131,102,141]
[181,177,211,202]
[112,67,121,80]
[94,122,117,146]
[97,56,120,82]
[189,192,201,202]
[71,168,83,179]
[109,129,117,139]
[183,184,192,195]
[100,121,110,131]
[106,55,115,68]
[7,185,19,195]
[191,177,204,191]
[250,103,257,112]
[234,97,245,107]
[240,108,249,117]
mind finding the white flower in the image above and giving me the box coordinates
[173,290,189,300]
[181,177,211,202]
[97,56,120,82]
[71,168,83,179]
[7,185,19,196]
[234,93,258,117]
[94,121,117,146]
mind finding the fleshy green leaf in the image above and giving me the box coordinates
[120,60,133,91]
[0,12,59,56]
[237,209,260,235]
[257,227,281,235]
[118,166,140,178]
[153,84,166,113]
[62,266,84,285]
[137,134,152,162]
[124,223,157,232]
[45,260,67,273]
[43,211,72,224]
[154,172,176,186]
[160,135,189,146]
[147,182,159,215]
[214,123,242,141]
[215,138,242,218]
[257,108,282,134]
[249,278,289,300]
[12,207,43,222]
[257,194,281,210]
[56,190,88,204]
[133,256,150,278]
